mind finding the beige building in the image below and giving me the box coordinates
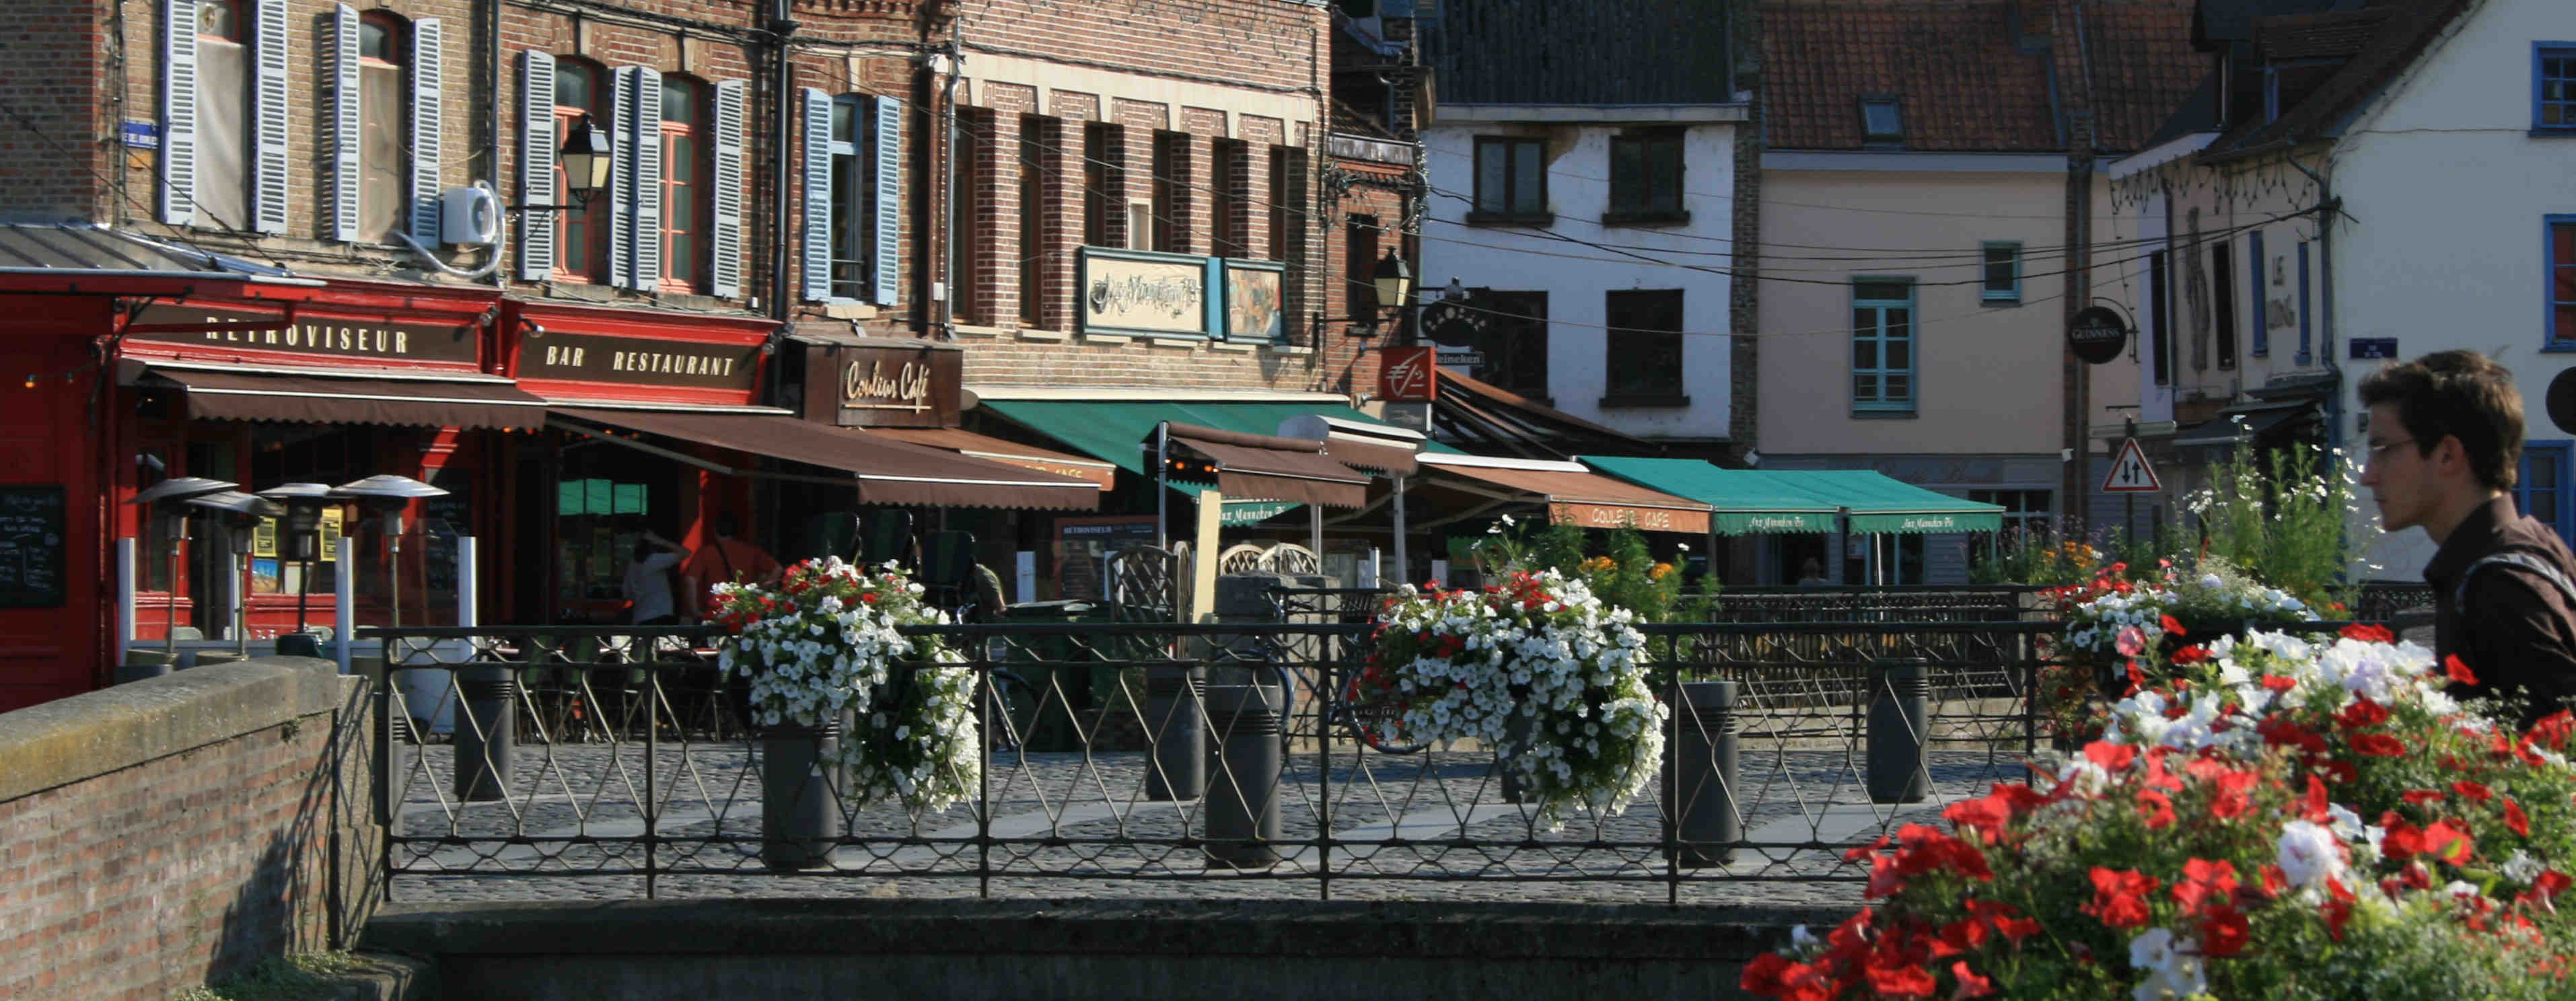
[1753,0,2200,583]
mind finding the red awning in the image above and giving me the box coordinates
[145,367,549,429]
[553,408,1102,511]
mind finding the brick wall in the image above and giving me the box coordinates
[0,0,108,219]
[0,659,377,1001]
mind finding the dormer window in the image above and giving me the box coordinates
[1859,96,1903,144]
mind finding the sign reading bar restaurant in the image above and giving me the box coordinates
[126,305,481,367]
[515,331,760,393]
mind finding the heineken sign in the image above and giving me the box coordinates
[2069,306,2129,365]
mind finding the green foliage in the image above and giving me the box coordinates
[1465,518,1713,622]
[2187,442,2374,611]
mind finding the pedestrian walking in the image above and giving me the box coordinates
[623,530,690,626]
[2359,350,2576,728]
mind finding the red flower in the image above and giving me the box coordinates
[2320,897,2355,940]
[2336,697,2391,729]
[2260,864,2289,899]
[2200,905,2252,957]
[1949,961,1996,998]
[2170,644,2212,666]
[2135,788,2177,829]
[2453,780,2495,803]
[2532,710,2576,750]
[2424,820,2476,865]
[2447,655,2480,685]
[2209,770,2260,821]
[2507,799,2533,838]
[2082,867,2160,928]
[2260,674,2299,694]
[1865,962,1937,998]
[2084,741,2137,773]
[2161,614,2186,636]
[2403,789,2447,809]
[2340,622,2396,644]
[2303,774,2332,822]
[2351,733,2408,757]
[2172,858,2240,916]
[1740,953,1802,996]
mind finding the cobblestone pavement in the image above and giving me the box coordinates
[387,738,2036,908]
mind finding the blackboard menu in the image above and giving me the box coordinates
[0,486,66,607]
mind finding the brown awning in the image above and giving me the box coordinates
[1160,422,1370,509]
[1323,438,1419,476]
[867,427,1117,490]
[1424,458,1713,535]
[553,408,1101,511]
[146,367,549,429]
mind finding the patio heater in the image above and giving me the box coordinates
[126,476,236,666]
[256,482,342,656]
[182,490,286,660]
[334,474,450,634]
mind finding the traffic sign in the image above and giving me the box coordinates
[2101,438,2162,493]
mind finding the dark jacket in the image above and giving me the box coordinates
[2425,495,2576,729]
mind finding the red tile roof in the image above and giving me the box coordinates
[1762,0,2202,154]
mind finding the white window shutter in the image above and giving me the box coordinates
[711,79,746,299]
[607,66,635,289]
[799,88,830,302]
[518,51,556,281]
[330,4,359,242]
[870,94,902,307]
[159,0,198,227]
[409,18,443,243]
[251,0,289,233]
[626,67,662,292]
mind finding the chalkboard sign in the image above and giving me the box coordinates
[0,485,67,607]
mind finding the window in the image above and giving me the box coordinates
[827,96,867,300]
[1019,116,1054,326]
[1272,147,1308,328]
[1471,137,1546,221]
[1606,130,1684,223]
[192,0,250,229]
[950,111,982,324]
[1967,489,2054,568]
[1851,279,1915,412]
[2536,44,2575,133]
[804,89,899,304]
[1860,96,1903,143]
[1082,122,1119,248]
[1476,291,1550,399]
[2211,242,2239,369]
[2553,217,2576,347]
[1150,131,1188,253]
[1603,289,1686,404]
[1211,138,1249,258]
[2520,441,2575,548]
[1346,214,1380,320]
[1980,242,2021,304]
[659,76,709,292]
[552,59,607,281]
[2150,250,2171,386]
[355,11,408,244]
[2248,230,2268,357]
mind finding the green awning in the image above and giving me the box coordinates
[1577,457,1840,534]
[1772,470,2005,534]
[978,400,1456,479]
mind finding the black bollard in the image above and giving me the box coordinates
[275,631,325,659]
[454,664,518,802]
[1203,683,1285,868]
[758,716,846,870]
[1867,659,1932,804]
[1664,680,1742,867]
[1496,710,1532,804]
[1143,663,1207,801]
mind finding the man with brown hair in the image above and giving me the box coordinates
[2358,350,2576,727]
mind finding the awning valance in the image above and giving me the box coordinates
[978,398,1455,477]
[1578,457,1841,534]
[145,367,548,429]
[551,408,1101,511]
[1158,423,1371,509]
[1418,454,1712,535]
[1770,470,2004,534]
[867,427,1118,490]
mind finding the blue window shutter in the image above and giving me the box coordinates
[409,18,444,244]
[627,67,662,292]
[250,0,289,233]
[2249,231,2267,356]
[871,94,902,306]
[607,67,636,289]
[711,79,746,299]
[329,4,360,242]
[160,0,198,227]
[800,88,830,302]
[517,51,556,281]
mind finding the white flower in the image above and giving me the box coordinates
[2277,820,2345,889]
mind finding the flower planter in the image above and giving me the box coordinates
[757,716,845,871]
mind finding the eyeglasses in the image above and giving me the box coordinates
[2364,438,2419,466]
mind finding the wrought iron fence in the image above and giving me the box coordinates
[367,618,2065,905]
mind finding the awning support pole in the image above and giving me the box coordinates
[1155,422,1170,552]
[1309,505,1323,571]
[1390,476,1407,588]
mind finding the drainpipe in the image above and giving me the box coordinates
[487,0,505,288]
[767,0,797,322]
[934,20,963,339]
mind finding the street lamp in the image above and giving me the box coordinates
[183,490,285,659]
[256,482,341,640]
[129,476,236,662]
[1370,250,1412,314]
[511,114,613,213]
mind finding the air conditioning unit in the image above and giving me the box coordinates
[439,185,499,247]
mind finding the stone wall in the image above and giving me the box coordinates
[0,657,378,1000]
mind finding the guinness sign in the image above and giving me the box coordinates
[2069,305,2130,365]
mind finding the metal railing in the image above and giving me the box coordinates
[367,618,2065,905]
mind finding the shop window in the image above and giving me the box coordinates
[1602,289,1685,405]
[136,447,180,594]
[659,75,709,293]
[355,11,408,244]
[552,57,609,281]
[1851,279,1915,414]
[1471,137,1546,221]
[248,424,369,600]
[1967,488,2053,568]
[1606,128,1684,223]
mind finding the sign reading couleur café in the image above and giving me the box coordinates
[127,305,480,365]
[797,340,962,428]
[515,331,760,393]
